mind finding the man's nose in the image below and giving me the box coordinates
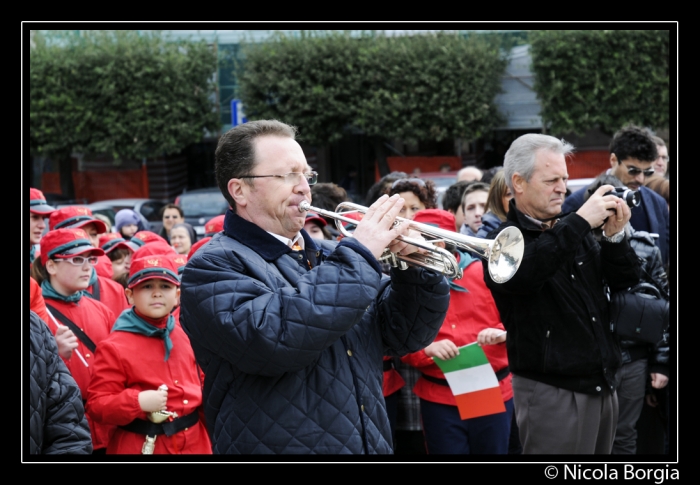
[295,177,311,194]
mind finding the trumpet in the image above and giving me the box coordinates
[299,201,524,283]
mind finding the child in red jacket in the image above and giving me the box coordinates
[401,209,513,455]
[86,254,212,454]
[33,228,117,453]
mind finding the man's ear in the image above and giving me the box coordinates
[609,153,618,169]
[125,287,134,306]
[227,178,248,209]
[512,173,526,195]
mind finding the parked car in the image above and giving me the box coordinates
[174,188,230,238]
[54,198,168,235]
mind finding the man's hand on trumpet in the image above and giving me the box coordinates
[352,194,427,260]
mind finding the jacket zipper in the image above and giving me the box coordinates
[543,329,550,373]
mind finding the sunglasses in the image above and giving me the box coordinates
[53,255,99,266]
[623,164,655,177]
[390,178,426,190]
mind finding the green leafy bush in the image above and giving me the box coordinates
[30,30,220,161]
[530,30,669,136]
[237,31,507,146]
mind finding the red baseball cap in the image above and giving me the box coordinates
[127,254,180,289]
[29,188,57,215]
[98,232,139,254]
[171,254,188,275]
[40,228,105,265]
[413,209,456,233]
[132,241,177,260]
[205,215,225,236]
[131,230,169,248]
[305,212,327,228]
[49,206,108,234]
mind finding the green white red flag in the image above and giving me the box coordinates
[433,342,506,420]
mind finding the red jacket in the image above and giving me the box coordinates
[401,260,513,406]
[94,254,114,279]
[382,357,405,397]
[86,318,212,454]
[87,274,130,318]
[30,276,50,325]
[42,295,117,450]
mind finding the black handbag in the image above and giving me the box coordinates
[610,282,669,345]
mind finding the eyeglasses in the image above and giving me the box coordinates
[240,171,318,186]
[390,178,426,190]
[53,256,99,266]
[623,164,655,177]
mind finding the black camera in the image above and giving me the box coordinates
[605,187,640,208]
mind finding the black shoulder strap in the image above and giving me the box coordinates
[44,302,97,353]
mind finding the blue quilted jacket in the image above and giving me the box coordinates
[180,211,449,454]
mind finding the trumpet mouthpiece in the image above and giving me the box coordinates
[299,201,310,212]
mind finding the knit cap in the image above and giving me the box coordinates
[114,209,141,232]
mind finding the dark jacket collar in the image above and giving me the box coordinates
[506,199,563,232]
[222,209,320,262]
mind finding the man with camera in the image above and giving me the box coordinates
[563,125,670,266]
[483,133,641,454]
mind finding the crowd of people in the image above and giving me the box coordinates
[28,120,671,457]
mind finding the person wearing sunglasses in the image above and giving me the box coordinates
[179,119,449,455]
[158,203,185,244]
[31,228,118,454]
[563,125,669,266]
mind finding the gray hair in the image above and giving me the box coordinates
[503,134,574,193]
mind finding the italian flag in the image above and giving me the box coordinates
[433,342,506,420]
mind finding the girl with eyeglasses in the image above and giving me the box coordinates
[31,228,118,454]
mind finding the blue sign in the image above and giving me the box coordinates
[231,99,248,126]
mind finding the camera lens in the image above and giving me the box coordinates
[604,188,641,208]
[622,189,641,208]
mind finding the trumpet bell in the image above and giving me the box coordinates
[485,226,524,284]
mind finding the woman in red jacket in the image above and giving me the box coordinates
[32,228,117,454]
[401,209,513,454]
[86,254,212,454]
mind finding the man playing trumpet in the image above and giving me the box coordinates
[180,119,450,455]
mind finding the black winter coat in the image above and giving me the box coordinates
[180,211,449,454]
[29,311,92,455]
[484,203,641,395]
[619,229,669,375]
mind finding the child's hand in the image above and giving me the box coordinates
[138,389,168,413]
[477,328,507,346]
[425,339,460,360]
[54,326,78,360]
